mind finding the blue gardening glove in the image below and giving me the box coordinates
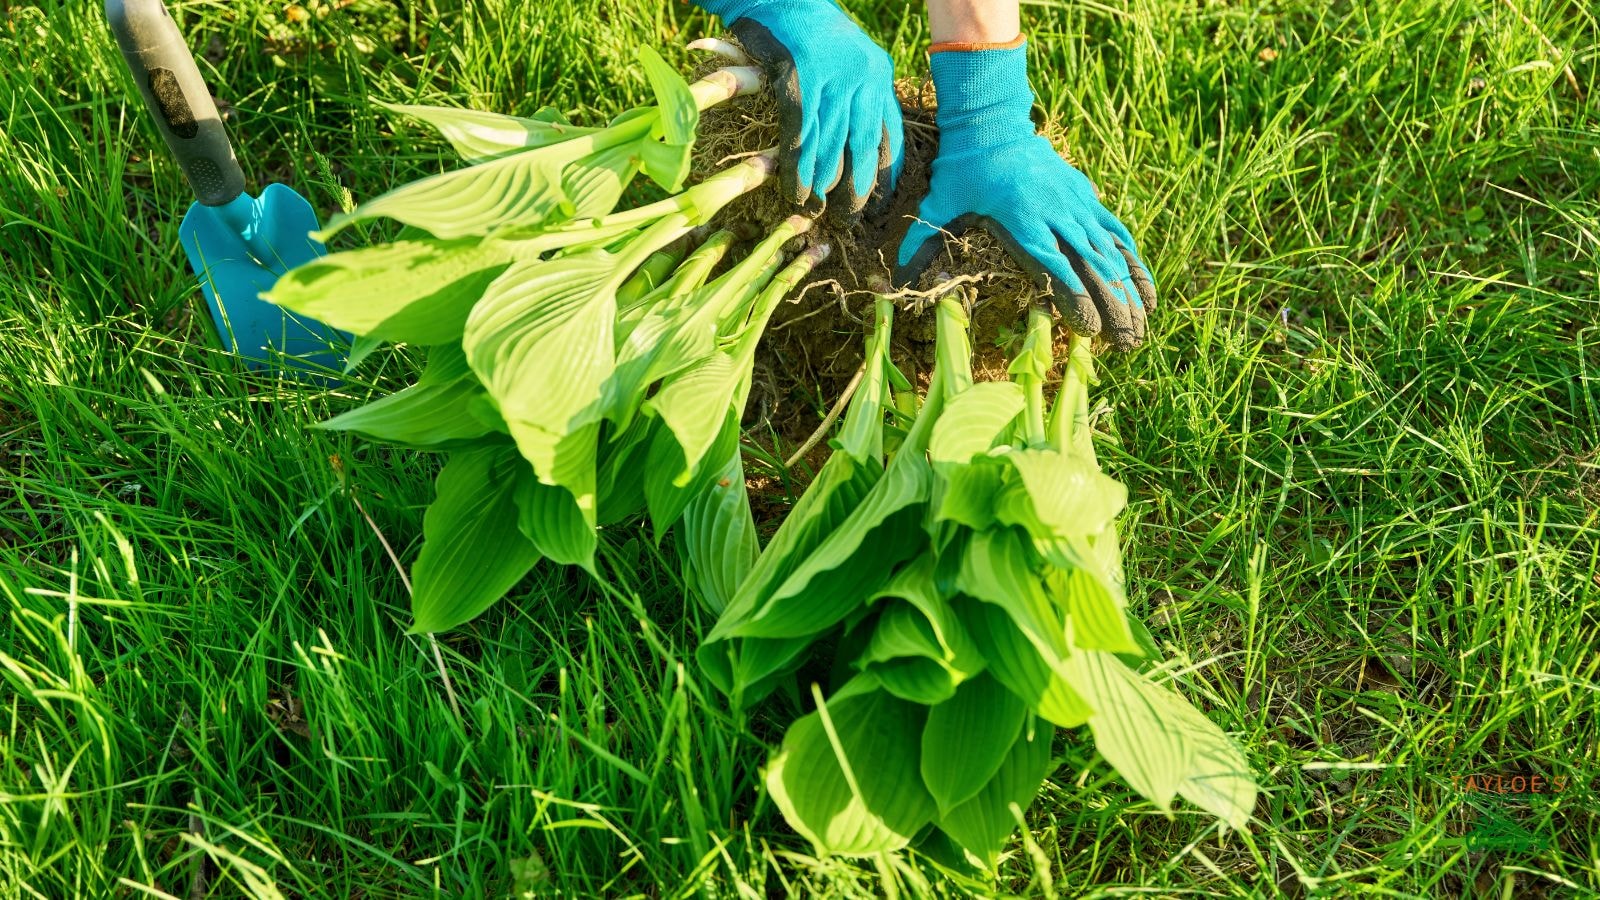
[696,0,904,215]
[894,39,1157,350]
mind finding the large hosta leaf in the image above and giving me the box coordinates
[410,446,542,633]
[857,600,976,705]
[1165,687,1257,830]
[1061,650,1254,828]
[642,408,739,539]
[765,677,937,856]
[954,528,1070,659]
[378,100,600,163]
[1048,567,1139,654]
[646,352,738,484]
[263,238,512,344]
[929,382,1025,465]
[705,453,880,641]
[937,721,1056,868]
[727,455,930,640]
[603,288,721,430]
[995,449,1126,541]
[934,458,1005,530]
[678,442,757,616]
[318,137,589,239]
[869,555,982,670]
[697,457,880,700]
[514,473,598,572]
[701,634,815,707]
[561,142,641,219]
[1059,651,1189,813]
[954,599,1092,729]
[317,105,658,241]
[636,46,697,191]
[316,344,501,449]
[594,417,655,527]
[464,254,621,515]
[921,674,1028,815]
[700,300,896,699]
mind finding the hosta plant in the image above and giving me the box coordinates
[698,297,1256,867]
[265,48,825,632]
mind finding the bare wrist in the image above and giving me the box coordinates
[926,0,1022,44]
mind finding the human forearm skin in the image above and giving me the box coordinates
[925,0,1021,45]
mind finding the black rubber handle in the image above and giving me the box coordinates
[106,0,246,207]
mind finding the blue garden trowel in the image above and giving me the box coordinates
[107,0,348,375]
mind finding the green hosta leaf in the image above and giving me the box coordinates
[766,678,937,856]
[318,108,655,240]
[646,352,738,484]
[929,382,1025,465]
[468,394,509,433]
[700,634,814,707]
[595,417,654,527]
[728,454,930,640]
[706,452,880,642]
[1061,650,1254,828]
[954,528,1070,659]
[1088,526,1126,596]
[954,599,1092,729]
[934,457,1005,530]
[316,344,501,449]
[1165,689,1256,830]
[857,601,969,705]
[636,46,697,190]
[1048,567,1138,654]
[605,229,780,431]
[701,305,895,699]
[870,657,959,706]
[856,559,986,704]
[921,674,1028,815]
[514,472,597,572]
[604,292,720,431]
[995,449,1126,540]
[264,238,512,344]
[319,139,583,239]
[1058,650,1187,814]
[639,140,692,196]
[642,408,739,539]
[639,46,696,146]
[937,721,1055,869]
[870,554,981,667]
[678,442,757,616]
[562,142,641,219]
[464,254,621,516]
[410,446,542,633]
[377,100,601,163]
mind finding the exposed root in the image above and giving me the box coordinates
[687,37,752,66]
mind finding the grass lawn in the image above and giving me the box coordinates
[2,0,1598,896]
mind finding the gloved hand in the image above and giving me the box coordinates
[696,0,903,215]
[894,39,1156,350]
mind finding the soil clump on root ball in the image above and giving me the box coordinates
[691,50,1077,448]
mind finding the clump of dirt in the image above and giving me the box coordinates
[692,48,1083,444]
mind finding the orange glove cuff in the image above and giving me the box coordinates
[928,33,1026,54]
